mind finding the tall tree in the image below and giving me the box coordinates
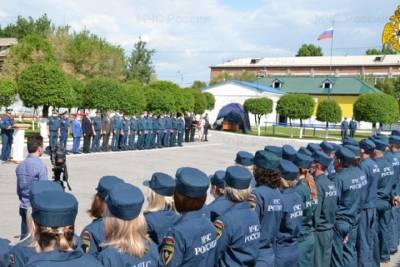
[0,14,53,40]
[365,44,397,55]
[0,79,17,108]
[276,93,315,126]
[296,44,323,57]
[244,97,273,136]
[126,37,155,83]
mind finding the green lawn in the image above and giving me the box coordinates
[250,126,372,141]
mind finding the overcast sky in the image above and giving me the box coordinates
[1,0,397,85]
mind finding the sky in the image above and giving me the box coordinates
[0,0,397,86]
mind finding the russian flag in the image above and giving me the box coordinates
[317,27,334,41]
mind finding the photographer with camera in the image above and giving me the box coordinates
[16,135,48,239]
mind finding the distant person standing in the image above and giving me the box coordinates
[0,108,15,162]
[47,110,60,151]
[184,112,192,142]
[72,114,82,154]
[59,112,70,152]
[349,119,357,138]
[340,117,349,141]
[82,112,94,153]
[16,135,48,239]
[101,112,112,152]
[190,114,197,142]
[203,113,210,142]
[176,113,185,147]
[91,111,102,152]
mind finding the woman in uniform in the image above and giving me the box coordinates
[143,172,179,245]
[26,191,102,267]
[97,182,160,266]
[80,175,124,256]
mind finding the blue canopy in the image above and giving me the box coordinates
[214,103,251,133]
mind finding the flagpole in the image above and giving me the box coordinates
[329,20,335,75]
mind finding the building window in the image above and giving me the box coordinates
[272,79,282,89]
[322,79,333,89]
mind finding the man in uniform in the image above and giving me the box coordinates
[91,111,102,152]
[163,114,172,147]
[129,115,138,150]
[144,113,152,150]
[331,146,365,267]
[137,113,145,150]
[71,113,82,154]
[177,113,185,147]
[312,151,338,267]
[120,113,130,151]
[184,112,192,143]
[59,112,70,152]
[47,110,61,151]
[150,114,158,149]
[349,119,357,138]
[1,108,15,162]
[157,115,165,148]
[111,112,122,151]
[170,115,178,147]
[82,111,94,153]
[101,112,112,152]
[340,118,349,141]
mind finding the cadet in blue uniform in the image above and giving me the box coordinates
[71,114,82,154]
[10,180,64,267]
[0,108,14,161]
[170,116,177,147]
[163,115,172,147]
[264,145,282,157]
[160,167,217,266]
[80,176,124,257]
[293,152,317,267]
[26,191,102,267]
[128,116,137,150]
[176,114,185,147]
[312,151,338,267]
[331,146,365,267]
[340,118,349,141]
[252,150,283,266]
[143,172,179,245]
[235,151,255,186]
[357,139,380,267]
[97,182,160,266]
[208,170,230,222]
[214,166,260,266]
[111,112,122,151]
[321,141,336,178]
[59,112,69,152]
[151,115,158,149]
[119,114,130,151]
[137,113,146,150]
[47,110,61,151]
[0,238,10,267]
[371,135,396,263]
[275,159,304,267]
[91,112,102,152]
[144,114,152,149]
[157,115,166,148]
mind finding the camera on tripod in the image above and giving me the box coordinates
[50,146,71,191]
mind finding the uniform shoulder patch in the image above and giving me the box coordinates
[160,236,175,266]
[81,230,92,253]
[213,219,225,240]
[248,193,257,210]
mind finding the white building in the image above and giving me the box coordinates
[202,80,285,126]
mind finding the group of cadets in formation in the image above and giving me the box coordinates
[1,131,400,266]
[47,110,187,154]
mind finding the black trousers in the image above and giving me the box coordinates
[19,208,27,240]
[83,135,92,153]
[184,129,190,142]
[190,128,195,142]
[204,127,209,141]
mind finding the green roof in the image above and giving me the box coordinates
[256,76,382,95]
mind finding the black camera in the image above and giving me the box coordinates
[50,146,71,191]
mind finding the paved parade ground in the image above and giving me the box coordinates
[0,130,399,266]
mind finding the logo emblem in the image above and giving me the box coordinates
[161,236,175,265]
[81,231,91,253]
[248,193,257,210]
[213,219,225,240]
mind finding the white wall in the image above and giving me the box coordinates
[203,82,283,126]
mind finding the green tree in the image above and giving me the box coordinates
[120,80,147,115]
[18,63,73,117]
[188,89,208,115]
[189,80,207,90]
[296,44,323,57]
[0,79,17,108]
[366,44,397,55]
[210,71,257,85]
[126,37,155,83]
[66,77,86,109]
[276,93,315,126]
[85,78,122,111]
[1,33,57,79]
[316,99,342,138]
[353,93,399,132]
[0,14,53,40]
[244,97,273,136]
[203,92,215,110]
[373,78,400,99]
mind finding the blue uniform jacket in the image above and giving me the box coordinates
[48,116,61,132]
[333,167,365,237]
[71,120,82,138]
[26,249,102,267]
[152,118,159,131]
[207,196,232,222]
[80,218,105,257]
[92,117,102,132]
[9,238,36,267]
[0,116,14,134]
[112,116,122,132]
[277,188,304,245]
[341,121,349,131]
[97,242,160,267]
[158,118,165,131]
[313,173,338,231]
[375,156,396,211]
[159,207,217,267]
[121,118,130,133]
[295,181,317,238]
[360,158,381,209]
[130,118,138,132]
[164,118,172,130]
[0,238,10,267]
[251,185,283,249]
[385,151,400,196]
[214,201,260,267]
[176,118,185,131]
[144,209,180,245]
[60,119,69,133]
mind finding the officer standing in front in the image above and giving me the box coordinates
[59,112,70,152]
[312,151,338,267]
[111,112,122,151]
[129,115,138,150]
[120,113,130,151]
[101,112,112,152]
[137,113,146,150]
[159,167,217,266]
[176,113,185,147]
[331,146,364,267]
[47,110,60,151]
[157,115,165,148]
[163,114,172,147]
[213,166,261,266]
[349,119,357,138]
[170,115,178,147]
[1,108,15,162]
[91,112,102,153]
[151,114,158,149]
[340,118,349,141]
